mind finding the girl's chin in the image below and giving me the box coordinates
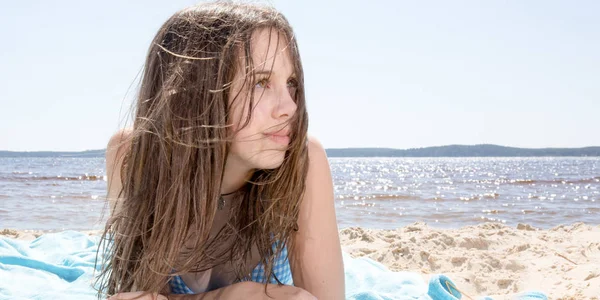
[254,153,286,170]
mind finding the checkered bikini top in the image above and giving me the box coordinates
[169,245,293,294]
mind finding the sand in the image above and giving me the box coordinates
[3,223,599,299]
[0,228,100,241]
[340,222,600,300]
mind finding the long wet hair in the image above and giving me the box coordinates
[95,2,308,296]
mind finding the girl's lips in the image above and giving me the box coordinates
[264,128,290,145]
[266,133,290,145]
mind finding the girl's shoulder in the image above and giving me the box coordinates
[304,135,330,185]
[106,127,133,158]
[306,135,327,163]
[106,127,133,214]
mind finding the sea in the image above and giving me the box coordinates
[0,157,598,231]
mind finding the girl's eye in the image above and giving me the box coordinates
[287,78,298,98]
[287,78,298,89]
[255,78,269,89]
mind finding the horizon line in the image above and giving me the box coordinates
[2,143,600,153]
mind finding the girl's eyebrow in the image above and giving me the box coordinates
[252,70,297,78]
[253,70,272,76]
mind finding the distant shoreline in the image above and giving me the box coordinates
[1,144,600,158]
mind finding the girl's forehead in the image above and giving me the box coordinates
[248,28,293,73]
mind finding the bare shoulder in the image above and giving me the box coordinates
[106,127,133,214]
[106,127,133,161]
[303,135,333,199]
[306,135,328,168]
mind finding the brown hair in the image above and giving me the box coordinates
[96,2,308,296]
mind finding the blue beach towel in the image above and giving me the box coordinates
[342,254,546,300]
[0,232,547,300]
[0,231,100,299]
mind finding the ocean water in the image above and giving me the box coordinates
[0,157,598,231]
[331,157,599,229]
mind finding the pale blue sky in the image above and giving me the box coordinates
[1,0,598,151]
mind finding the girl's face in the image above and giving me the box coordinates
[227,28,299,171]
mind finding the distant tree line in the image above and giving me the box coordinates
[325,144,600,157]
[2,145,599,158]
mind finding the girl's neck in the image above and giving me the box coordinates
[221,156,253,195]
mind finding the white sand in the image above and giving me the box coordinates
[0,228,101,241]
[3,223,599,299]
[340,222,600,300]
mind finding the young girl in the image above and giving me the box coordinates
[97,2,344,299]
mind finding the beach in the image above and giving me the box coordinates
[3,222,599,299]
[2,156,599,299]
[340,222,600,300]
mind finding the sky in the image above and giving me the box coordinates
[1,0,598,151]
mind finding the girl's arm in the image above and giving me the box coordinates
[108,281,316,300]
[290,137,345,299]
